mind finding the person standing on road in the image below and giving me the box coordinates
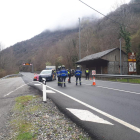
[60,65,68,87]
[57,66,61,86]
[85,68,90,80]
[75,65,82,85]
[68,69,72,83]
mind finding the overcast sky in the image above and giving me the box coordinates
[0,0,130,48]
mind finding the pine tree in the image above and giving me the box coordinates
[120,25,131,55]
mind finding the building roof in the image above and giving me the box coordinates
[76,48,118,63]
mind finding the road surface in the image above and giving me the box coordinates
[1,72,140,140]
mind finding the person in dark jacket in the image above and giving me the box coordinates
[57,66,61,86]
[68,69,72,83]
[75,65,82,85]
[60,65,68,87]
[85,68,90,80]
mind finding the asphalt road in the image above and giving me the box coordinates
[0,76,40,137]
[1,72,140,140]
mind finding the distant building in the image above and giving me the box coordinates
[76,48,128,76]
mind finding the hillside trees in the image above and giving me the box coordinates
[120,25,131,54]
[54,33,79,69]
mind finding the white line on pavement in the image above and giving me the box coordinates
[41,90,56,93]
[34,84,41,86]
[67,108,113,125]
[45,84,140,133]
[97,80,140,86]
[4,81,33,97]
[81,83,140,95]
[96,85,140,95]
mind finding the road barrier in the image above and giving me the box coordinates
[94,74,140,83]
[0,73,22,80]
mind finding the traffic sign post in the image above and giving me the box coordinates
[22,63,34,73]
[92,70,96,75]
[128,52,136,75]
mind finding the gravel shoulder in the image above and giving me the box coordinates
[1,93,93,140]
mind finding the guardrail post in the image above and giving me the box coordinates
[43,81,47,103]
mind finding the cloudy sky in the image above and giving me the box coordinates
[0,0,130,48]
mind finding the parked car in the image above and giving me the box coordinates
[39,69,56,82]
[33,74,39,81]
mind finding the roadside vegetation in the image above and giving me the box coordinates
[10,95,39,140]
[7,95,91,140]
[113,78,140,84]
[108,78,140,84]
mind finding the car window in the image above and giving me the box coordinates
[40,70,52,74]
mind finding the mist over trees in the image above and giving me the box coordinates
[0,0,140,77]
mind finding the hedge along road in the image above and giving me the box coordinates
[17,72,140,140]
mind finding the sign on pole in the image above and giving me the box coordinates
[128,52,136,74]
[92,70,96,75]
[22,63,34,73]
[23,63,32,65]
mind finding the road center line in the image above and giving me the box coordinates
[45,84,140,133]
[96,85,140,95]
[81,83,140,95]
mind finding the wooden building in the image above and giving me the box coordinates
[76,48,128,76]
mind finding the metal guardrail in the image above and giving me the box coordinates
[94,74,140,79]
[0,73,23,80]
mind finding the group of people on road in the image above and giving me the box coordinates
[56,65,90,87]
[56,65,83,87]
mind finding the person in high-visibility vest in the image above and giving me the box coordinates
[85,68,90,80]
[68,69,72,83]
[75,65,82,85]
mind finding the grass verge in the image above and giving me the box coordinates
[111,78,140,84]
[10,95,39,140]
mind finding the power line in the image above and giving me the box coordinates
[78,0,133,28]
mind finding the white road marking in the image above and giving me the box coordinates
[46,90,55,93]
[45,84,140,133]
[81,83,140,95]
[96,85,140,95]
[67,108,113,125]
[34,84,41,86]
[4,81,33,97]
[98,80,140,86]
[42,90,56,93]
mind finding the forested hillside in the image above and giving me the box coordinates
[0,0,140,77]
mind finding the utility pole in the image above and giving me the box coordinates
[79,18,81,60]
[119,38,122,75]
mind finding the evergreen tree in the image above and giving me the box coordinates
[120,25,131,55]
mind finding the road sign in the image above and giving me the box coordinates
[128,52,137,74]
[92,70,96,75]
[23,63,32,65]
